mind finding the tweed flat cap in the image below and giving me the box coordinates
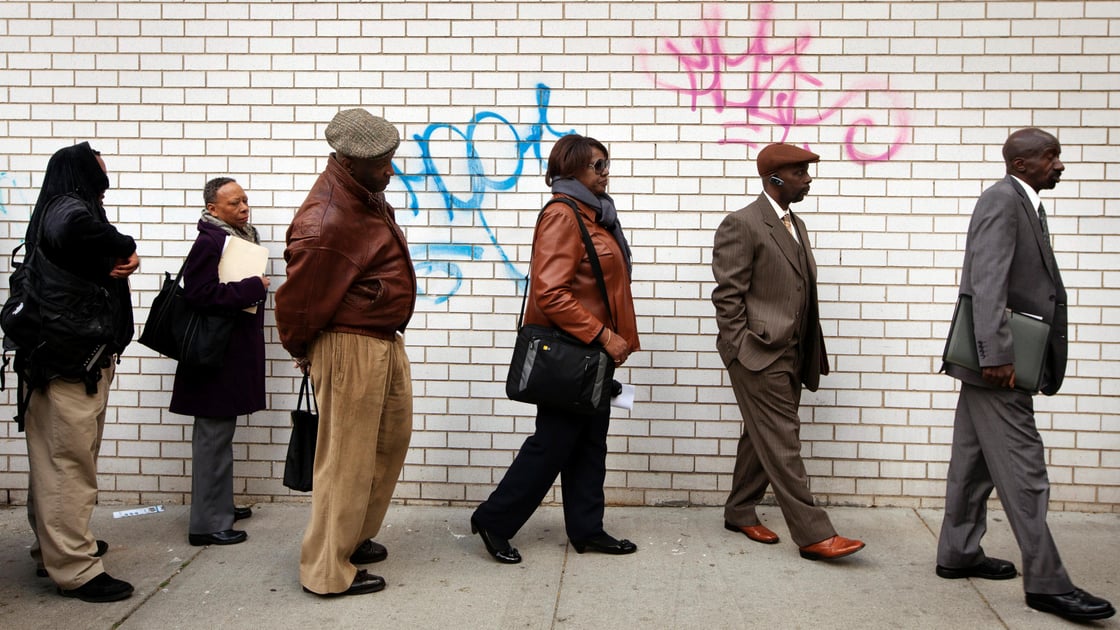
[325,109,400,160]
[756,143,820,176]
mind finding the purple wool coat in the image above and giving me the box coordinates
[169,220,268,418]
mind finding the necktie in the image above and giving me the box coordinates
[781,212,795,237]
[1037,203,1050,237]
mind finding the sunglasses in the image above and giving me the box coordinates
[587,158,610,174]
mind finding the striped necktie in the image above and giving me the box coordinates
[781,212,795,237]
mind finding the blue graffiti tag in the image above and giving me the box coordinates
[0,172,22,215]
[395,84,573,303]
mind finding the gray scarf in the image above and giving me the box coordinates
[550,178,632,275]
[201,210,261,244]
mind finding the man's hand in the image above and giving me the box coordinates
[109,252,140,279]
[982,364,1016,389]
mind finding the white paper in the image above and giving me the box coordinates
[610,383,635,410]
[218,237,269,313]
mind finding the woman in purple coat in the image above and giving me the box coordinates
[169,177,269,546]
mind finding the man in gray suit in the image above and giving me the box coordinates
[937,128,1113,621]
[711,143,864,561]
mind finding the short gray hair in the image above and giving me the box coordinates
[204,177,237,206]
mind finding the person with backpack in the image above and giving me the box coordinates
[15,142,139,602]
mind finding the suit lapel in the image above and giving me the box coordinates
[758,200,804,273]
[1007,176,1060,284]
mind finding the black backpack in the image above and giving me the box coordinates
[1,206,119,428]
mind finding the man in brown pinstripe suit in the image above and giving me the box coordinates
[711,143,864,561]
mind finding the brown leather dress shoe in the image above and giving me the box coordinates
[798,535,865,561]
[724,521,780,544]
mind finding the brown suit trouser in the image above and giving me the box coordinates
[724,348,835,547]
[25,364,115,589]
[299,332,413,595]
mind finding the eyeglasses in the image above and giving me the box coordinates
[587,158,610,174]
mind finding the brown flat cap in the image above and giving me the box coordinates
[756,143,820,176]
[325,108,400,160]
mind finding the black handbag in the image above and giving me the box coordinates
[505,198,616,415]
[283,373,318,492]
[138,261,235,369]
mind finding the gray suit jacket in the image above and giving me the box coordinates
[712,194,828,391]
[945,175,1068,395]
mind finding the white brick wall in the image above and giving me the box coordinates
[0,1,1117,512]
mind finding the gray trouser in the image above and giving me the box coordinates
[190,415,237,535]
[937,383,1073,594]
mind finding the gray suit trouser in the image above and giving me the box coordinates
[937,382,1074,594]
[190,416,236,535]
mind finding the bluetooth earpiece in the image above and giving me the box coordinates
[769,175,785,187]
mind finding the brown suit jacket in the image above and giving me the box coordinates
[711,194,828,391]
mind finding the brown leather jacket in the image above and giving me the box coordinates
[275,156,416,358]
[524,195,639,352]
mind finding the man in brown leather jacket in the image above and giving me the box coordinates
[275,109,416,598]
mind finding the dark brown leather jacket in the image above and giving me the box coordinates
[525,195,639,351]
[275,156,416,358]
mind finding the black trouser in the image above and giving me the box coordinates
[473,404,610,541]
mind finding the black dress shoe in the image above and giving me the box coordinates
[936,556,1017,580]
[189,529,248,546]
[350,539,388,564]
[1026,588,1115,621]
[38,539,109,578]
[302,569,385,597]
[58,572,134,603]
[570,533,638,555]
[234,506,252,521]
[470,515,521,564]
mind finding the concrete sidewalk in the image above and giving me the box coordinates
[0,503,1116,629]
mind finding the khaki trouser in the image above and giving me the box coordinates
[299,332,413,594]
[25,364,114,590]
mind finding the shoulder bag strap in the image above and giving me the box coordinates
[172,257,188,287]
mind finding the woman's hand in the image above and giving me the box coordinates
[597,328,630,366]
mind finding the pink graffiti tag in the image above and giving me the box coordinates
[639,5,909,163]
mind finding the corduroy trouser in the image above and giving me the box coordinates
[299,332,412,595]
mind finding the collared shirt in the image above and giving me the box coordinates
[1010,174,1042,215]
[763,191,799,244]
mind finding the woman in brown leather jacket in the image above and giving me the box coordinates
[471,134,640,563]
